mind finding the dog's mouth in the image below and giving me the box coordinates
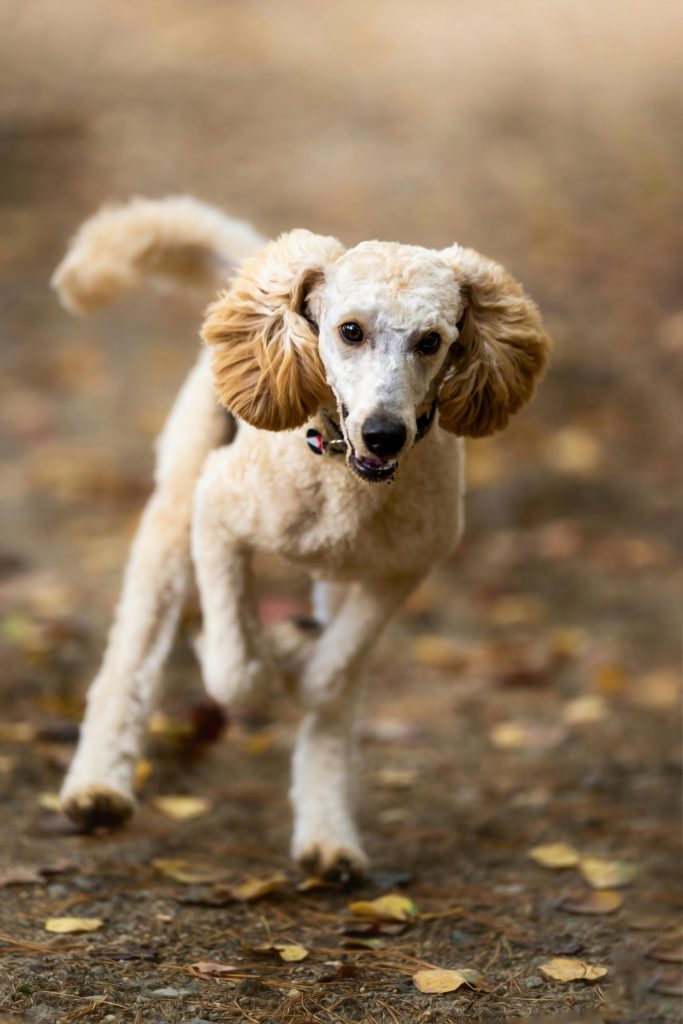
[349,449,398,483]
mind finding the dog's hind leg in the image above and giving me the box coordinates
[60,351,227,830]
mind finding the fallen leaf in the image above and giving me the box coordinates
[37,792,61,812]
[296,875,338,892]
[410,635,472,671]
[277,944,309,962]
[593,663,628,697]
[632,669,681,710]
[153,795,211,821]
[250,942,309,961]
[215,873,288,902]
[413,967,486,993]
[545,428,602,474]
[647,941,683,964]
[375,768,417,790]
[341,936,385,949]
[562,696,607,725]
[45,917,104,934]
[349,893,418,922]
[529,843,580,869]
[649,969,683,997]
[490,721,566,751]
[0,722,36,743]
[487,594,545,626]
[152,859,229,884]
[579,857,636,890]
[540,957,608,982]
[134,759,153,791]
[0,866,43,886]
[557,889,623,915]
[243,730,276,755]
[189,960,239,977]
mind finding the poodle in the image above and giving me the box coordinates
[53,196,550,877]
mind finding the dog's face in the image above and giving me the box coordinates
[203,230,550,483]
[310,243,463,481]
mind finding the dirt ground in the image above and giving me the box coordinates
[0,2,681,1022]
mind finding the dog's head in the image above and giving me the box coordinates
[202,231,550,483]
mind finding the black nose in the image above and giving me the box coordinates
[361,415,407,457]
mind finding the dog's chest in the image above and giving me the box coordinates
[277,439,464,579]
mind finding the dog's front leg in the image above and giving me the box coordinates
[291,575,420,877]
[192,449,277,706]
[61,353,226,830]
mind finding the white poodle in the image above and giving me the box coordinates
[53,197,550,878]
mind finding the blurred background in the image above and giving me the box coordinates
[0,2,681,1020]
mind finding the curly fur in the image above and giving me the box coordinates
[438,246,550,437]
[55,197,550,878]
[203,231,345,431]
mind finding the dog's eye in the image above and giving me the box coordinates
[339,322,364,344]
[417,331,441,355]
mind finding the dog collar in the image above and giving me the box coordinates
[306,401,438,457]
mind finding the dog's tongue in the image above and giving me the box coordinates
[360,455,386,469]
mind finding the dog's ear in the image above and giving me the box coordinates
[437,246,551,437]
[202,230,345,431]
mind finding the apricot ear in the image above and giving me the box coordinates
[438,246,551,437]
[202,230,345,431]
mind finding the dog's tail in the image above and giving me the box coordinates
[52,196,266,314]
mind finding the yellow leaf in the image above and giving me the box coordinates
[579,857,637,890]
[152,859,229,884]
[45,917,103,934]
[413,967,485,993]
[218,873,288,902]
[410,635,471,671]
[349,893,418,922]
[529,843,580,869]
[134,759,153,791]
[276,944,309,962]
[153,795,210,821]
[540,957,608,982]
[545,428,602,474]
[37,792,61,812]
[558,889,623,915]
[375,768,417,790]
[562,696,606,725]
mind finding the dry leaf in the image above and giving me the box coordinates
[632,669,681,710]
[189,960,239,977]
[579,857,636,890]
[0,866,43,886]
[134,759,153,791]
[647,941,683,964]
[488,594,545,626]
[37,792,61,812]
[45,917,104,934]
[413,967,486,993]
[296,875,338,892]
[349,893,418,922]
[529,843,580,869]
[545,428,602,474]
[277,944,309,962]
[410,635,472,671]
[152,859,229,885]
[490,721,566,751]
[649,969,683,997]
[540,957,608,982]
[375,768,417,790]
[562,696,606,725]
[216,873,288,902]
[557,889,623,915]
[0,722,36,743]
[153,795,211,821]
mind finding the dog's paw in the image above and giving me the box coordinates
[293,835,368,882]
[60,784,134,832]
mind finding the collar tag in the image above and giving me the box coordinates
[306,428,326,455]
